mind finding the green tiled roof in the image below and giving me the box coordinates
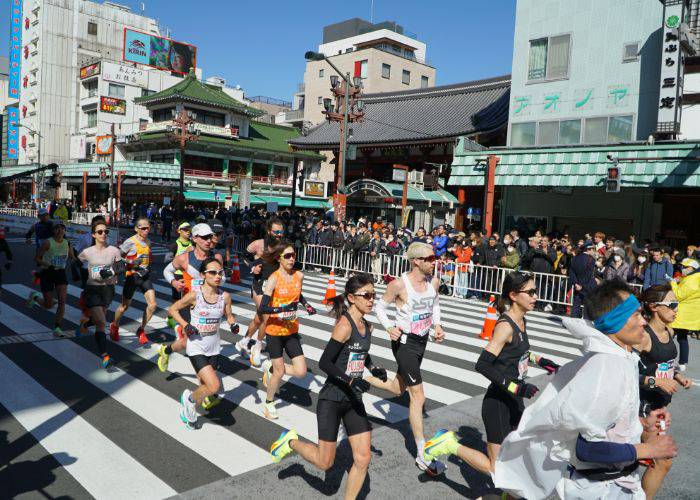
[450,142,700,188]
[134,72,263,117]
[184,191,329,208]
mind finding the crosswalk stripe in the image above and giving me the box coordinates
[0,349,178,499]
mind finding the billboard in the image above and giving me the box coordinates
[102,62,147,87]
[6,106,19,159]
[70,135,87,160]
[80,62,101,79]
[303,180,327,198]
[100,96,126,115]
[655,0,688,136]
[8,0,22,99]
[123,28,196,75]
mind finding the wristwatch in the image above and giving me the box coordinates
[648,377,656,389]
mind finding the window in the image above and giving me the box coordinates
[559,119,581,144]
[317,96,323,105]
[141,88,156,97]
[150,153,175,163]
[382,63,391,79]
[133,155,147,161]
[402,69,410,85]
[86,110,97,128]
[152,108,173,122]
[528,34,571,81]
[537,121,559,145]
[359,60,368,79]
[84,79,98,97]
[584,117,608,143]
[511,122,536,146]
[319,68,324,78]
[108,83,125,98]
[139,118,148,130]
[421,76,429,88]
[195,110,225,127]
[623,42,639,62]
[608,115,633,142]
[87,21,97,36]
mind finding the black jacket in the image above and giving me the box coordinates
[522,247,556,274]
[484,244,505,267]
[569,253,597,294]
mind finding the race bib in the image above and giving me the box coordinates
[655,361,674,379]
[189,279,204,293]
[345,352,366,378]
[276,305,297,322]
[410,312,432,337]
[518,352,529,378]
[196,316,220,335]
[90,265,102,280]
[51,255,67,268]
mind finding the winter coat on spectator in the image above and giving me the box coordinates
[368,237,385,256]
[604,260,631,282]
[569,253,597,294]
[484,244,506,267]
[433,234,449,257]
[643,258,674,289]
[522,247,556,274]
[501,250,520,270]
[514,237,528,257]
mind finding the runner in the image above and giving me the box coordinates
[367,241,447,476]
[27,221,75,337]
[271,274,388,499]
[164,221,192,329]
[25,208,54,248]
[110,217,155,345]
[493,279,677,499]
[74,215,106,335]
[637,284,692,499]
[258,240,308,420]
[77,220,123,368]
[158,223,223,379]
[421,272,560,475]
[169,257,238,429]
[236,217,285,365]
[207,219,228,266]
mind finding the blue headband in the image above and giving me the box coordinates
[593,294,640,334]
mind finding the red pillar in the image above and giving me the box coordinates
[455,187,467,231]
[483,155,499,237]
[82,171,88,209]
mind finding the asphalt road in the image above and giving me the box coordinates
[0,232,698,500]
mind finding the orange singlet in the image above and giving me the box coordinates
[265,269,302,337]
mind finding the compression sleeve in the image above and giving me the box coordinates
[374,299,394,331]
[299,293,310,307]
[475,350,509,388]
[432,294,441,326]
[575,435,637,464]
[163,262,177,283]
[364,353,375,371]
[319,338,352,384]
[258,294,295,314]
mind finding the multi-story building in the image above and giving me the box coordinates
[302,18,436,125]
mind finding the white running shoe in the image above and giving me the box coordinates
[180,389,197,423]
[263,400,278,420]
[235,336,251,356]
[415,455,446,477]
[544,304,553,312]
[262,359,272,388]
[678,364,687,372]
[250,341,263,367]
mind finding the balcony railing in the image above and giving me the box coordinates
[184,169,292,186]
[282,109,304,122]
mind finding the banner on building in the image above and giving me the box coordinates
[239,177,252,209]
[102,61,147,87]
[8,0,22,99]
[100,96,127,115]
[655,0,688,136]
[70,135,87,160]
[122,28,197,75]
[6,106,19,159]
[80,62,101,79]
[95,135,114,155]
[303,180,327,198]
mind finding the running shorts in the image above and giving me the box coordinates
[123,273,154,300]
[317,398,371,441]
[266,333,303,360]
[391,336,428,387]
[481,384,525,444]
[84,284,115,309]
[251,278,264,298]
[39,268,68,292]
[189,354,219,374]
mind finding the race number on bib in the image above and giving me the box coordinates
[276,306,297,322]
[51,255,67,268]
[410,312,433,337]
[90,266,102,280]
[655,361,675,379]
[518,352,529,378]
[345,352,367,378]
[196,316,220,335]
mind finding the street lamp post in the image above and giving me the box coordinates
[169,109,199,220]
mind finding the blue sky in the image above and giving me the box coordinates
[2,0,515,100]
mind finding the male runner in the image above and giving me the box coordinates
[368,242,446,476]
[235,217,285,365]
[110,217,155,345]
[164,221,192,328]
[207,219,228,266]
[25,208,54,248]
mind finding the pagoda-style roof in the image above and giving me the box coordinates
[134,71,264,117]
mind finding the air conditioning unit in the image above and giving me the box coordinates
[408,170,424,183]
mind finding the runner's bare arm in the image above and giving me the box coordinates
[34,240,50,267]
[223,292,237,326]
[167,291,196,328]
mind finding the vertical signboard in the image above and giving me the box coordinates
[656,0,688,137]
[7,106,19,159]
[8,0,22,99]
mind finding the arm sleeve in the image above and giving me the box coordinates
[258,294,295,314]
[374,299,394,330]
[475,350,510,389]
[319,338,352,384]
[163,262,177,283]
[364,353,375,371]
[298,293,310,307]
[575,435,637,464]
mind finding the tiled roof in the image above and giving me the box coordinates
[290,75,510,148]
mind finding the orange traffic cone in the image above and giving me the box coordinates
[322,270,337,305]
[480,294,498,340]
[229,253,241,284]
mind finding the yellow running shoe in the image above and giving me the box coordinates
[423,429,460,463]
[157,344,170,372]
[202,394,221,411]
[270,429,298,463]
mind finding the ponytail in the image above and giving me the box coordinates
[498,271,533,314]
[330,273,374,320]
[329,293,348,320]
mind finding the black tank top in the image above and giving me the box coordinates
[639,324,678,409]
[253,240,280,283]
[188,248,213,273]
[492,314,530,384]
[319,312,372,402]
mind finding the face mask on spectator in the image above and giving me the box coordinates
[638,256,646,263]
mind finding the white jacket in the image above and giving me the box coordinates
[493,318,643,499]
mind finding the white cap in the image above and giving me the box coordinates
[192,223,213,237]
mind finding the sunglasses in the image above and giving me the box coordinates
[197,234,213,240]
[653,301,679,310]
[94,229,110,235]
[353,292,376,300]
[272,230,284,236]
[204,269,225,277]
[518,288,538,297]
[417,255,437,263]
[282,251,296,260]
[137,226,150,231]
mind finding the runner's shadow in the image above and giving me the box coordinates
[442,425,499,498]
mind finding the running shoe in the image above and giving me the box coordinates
[26,291,40,309]
[263,400,278,420]
[77,317,91,336]
[235,336,251,356]
[180,410,196,430]
[202,394,221,411]
[157,344,170,372]
[415,455,447,477]
[249,341,262,367]
[137,326,148,345]
[262,359,272,388]
[423,429,460,462]
[679,364,687,372]
[52,326,68,339]
[180,389,197,423]
[109,322,119,342]
[101,354,112,369]
[167,316,177,329]
[270,429,298,463]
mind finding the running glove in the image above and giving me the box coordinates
[370,366,388,382]
[230,323,240,335]
[539,358,560,375]
[224,267,232,278]
[304,304,317,316]
[184,324,199,337]
[353,379,371,393]
[507,381,539,398]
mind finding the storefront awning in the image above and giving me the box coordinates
[184,190,239,202]
[449,143,700,188]
[346,179,458,206]
[251,195,330,209]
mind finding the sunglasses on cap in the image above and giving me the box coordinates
[352,291,376,300]
[282,251,296,260]
[653,301,679,310]
[197,234,213,240]
[94,229,110,235]
[204,269,225,277]
[517,288,538,297]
